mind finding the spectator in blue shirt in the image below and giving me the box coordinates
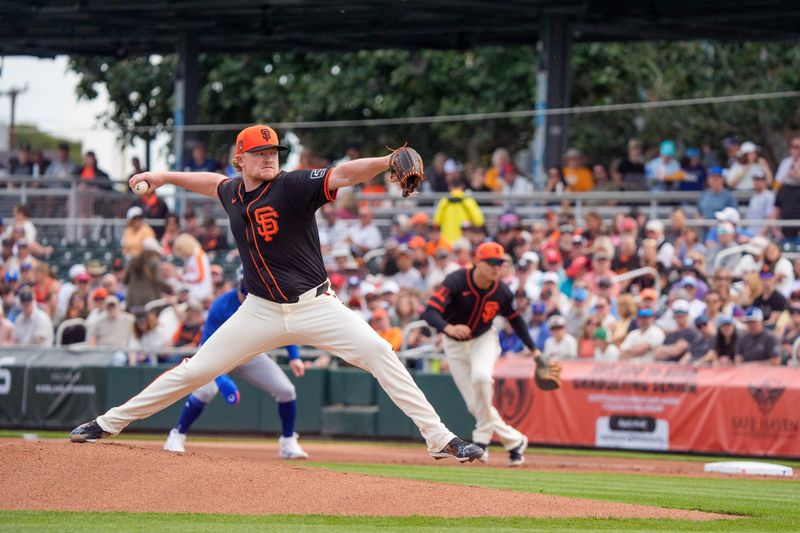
[680,147,707,192]
[529,301,551,350]
[698,167,737,220]
[183,142,220,173]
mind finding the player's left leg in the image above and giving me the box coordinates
[468,329,528,466]
[232,355,308,459]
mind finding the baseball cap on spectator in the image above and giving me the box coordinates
[547,315,566,328]
[517,251,540,269]
[660,140,676,157]
[695,315,709,327]
[381,281,400,295]
[714,207,741,224]
[235,125,287,155]
[572,233,585,245]
[708,166,724,178]
[370,308,388,322]
[671,299,690,314]
[685,147,701,158]
[752,169,767,181]
[717,315,734,326]
[474,242,505,262]
[75,272,91,283]
[542,272,560,285]
[18,288,33,303]
[4,271,18,283]
[572,286,588,302]
[498,212,520,231]
[126,206,144,220]
[747,236,769,256]
[86,259,107,276]
[737,141,758,156]
[645,220,664,234]
[717,222,735,236]
[69,264,87,280]
[409,212,429,226]
[91,287,109,301]
[621,217,636,232]
[744,307,764,322]
[408,235,427,250]
[544,249,562,264]
[443,159,463,174]
[532,301,547,314]
[565,256,588,278]
[592,327,608,341]
[597,276,613,289]
[640,288,658,301]
[723,135,742,149]
[451,238,471,252]
[105,295,121,307]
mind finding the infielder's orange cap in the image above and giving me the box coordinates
[236,124,288,156]
[474,242,506,262]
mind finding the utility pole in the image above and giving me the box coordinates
[0,84,29,150]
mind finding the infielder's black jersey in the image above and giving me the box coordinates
[422,268,536,349]
[217,167,337,302]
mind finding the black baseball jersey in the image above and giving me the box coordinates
[422,268,536,349]
[217,167,337,302]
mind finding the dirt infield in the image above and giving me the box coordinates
[0,439,730,519]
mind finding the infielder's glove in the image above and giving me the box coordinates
[389,146,425,197]
[534,357,562,391]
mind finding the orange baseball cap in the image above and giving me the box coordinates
[640,288,658,301]
[475,242,506,262]
[408,235,427,249]
[235,125,287,156]
[410,212,430,226]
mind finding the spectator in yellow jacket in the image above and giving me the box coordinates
[433,184,485,243]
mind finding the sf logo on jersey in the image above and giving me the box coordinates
[254,206,279,242]
[481,301,500,322]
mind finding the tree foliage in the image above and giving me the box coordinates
[68,42,800,168]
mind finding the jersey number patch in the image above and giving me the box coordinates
[481,301,500,322]
[254,206,280,242]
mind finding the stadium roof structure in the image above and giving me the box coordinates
[2,0,800,57]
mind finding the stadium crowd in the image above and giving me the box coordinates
[1,133,800,368]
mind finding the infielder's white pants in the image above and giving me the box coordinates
[98,288,455,452]
[443,329,525,449]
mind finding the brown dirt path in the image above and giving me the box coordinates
[0,440,730,519]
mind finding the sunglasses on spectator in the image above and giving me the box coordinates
[637,308,654,318]
[484,259,505,267]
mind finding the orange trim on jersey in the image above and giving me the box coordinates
[468,280,499,332]
[246,182,288,301]
[237,180,244,204]
[464,268,483,328]
[508,310,519,320]
[323,167,338,203]
[428,300,445,313]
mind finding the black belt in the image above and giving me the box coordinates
[285,280,329,304]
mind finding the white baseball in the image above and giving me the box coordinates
[133,181,150,195]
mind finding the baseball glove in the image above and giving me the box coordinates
[534,357,562,391]
[389,145,425,197]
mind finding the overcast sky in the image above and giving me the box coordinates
[0,56,167,177]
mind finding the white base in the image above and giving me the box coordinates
[704,461,793,477]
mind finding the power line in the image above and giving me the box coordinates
[120,89,800,133]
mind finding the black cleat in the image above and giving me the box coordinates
[430,437,484,463]
[69,420,111,443]
[508,436,528,467]
[475,442,489,464]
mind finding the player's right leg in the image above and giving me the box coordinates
[289,295,482,462]
[163,380,220,453]
[70,298,288,442]
[232,355,308,459]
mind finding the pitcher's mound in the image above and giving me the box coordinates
[0,441,725,519]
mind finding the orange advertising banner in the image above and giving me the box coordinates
[493,358,800,457]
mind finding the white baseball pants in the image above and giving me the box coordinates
[192,354,296,404]
[97,286,455,452]
[443,329,525,449]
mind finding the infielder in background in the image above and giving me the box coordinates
[422,242,561,467]
[71,124,483,463]
[163,274,308,460]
